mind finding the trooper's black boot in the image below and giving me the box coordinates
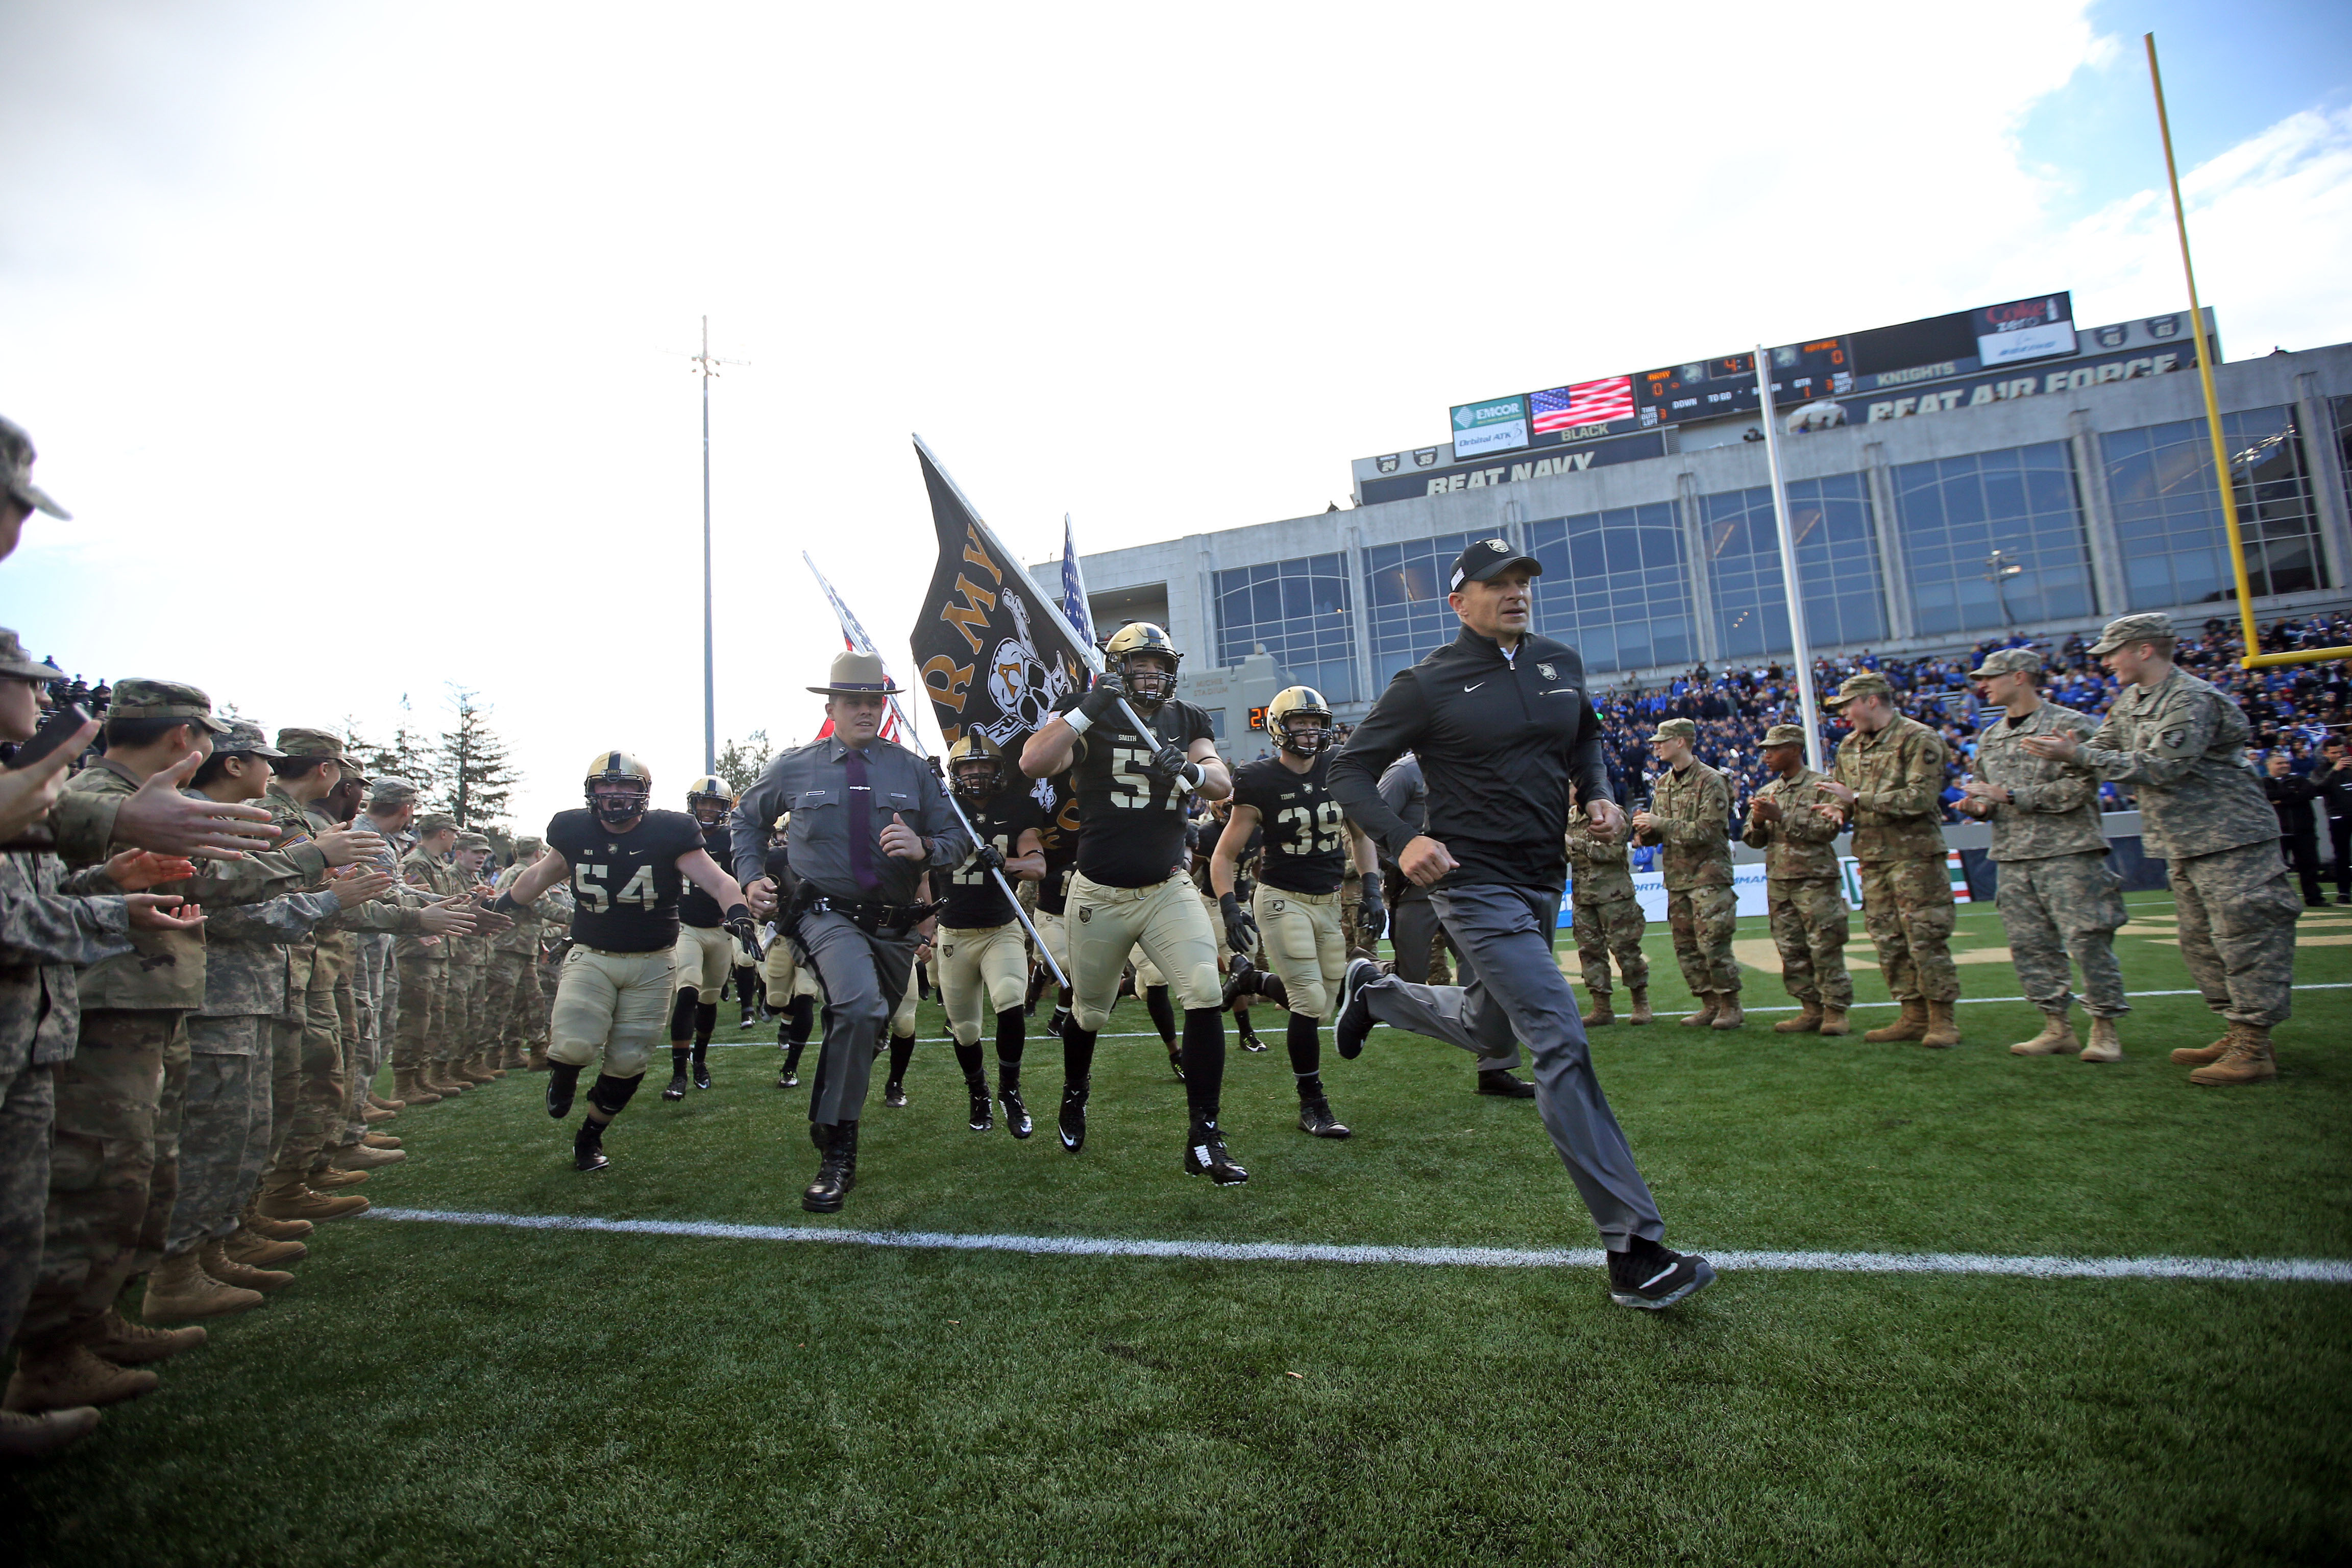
[966,1073,994,1133]
[1058,1081,1089,1153]
[546,1063,581,1119]
[573,1117,610,1173]
[1181,1120,1248,1185]
[802,1121,858,1213]
[663,1048,691,1101]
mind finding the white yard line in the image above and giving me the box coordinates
[362,1207,2351,1284]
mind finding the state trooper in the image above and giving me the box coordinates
[1742,723,1852,1035]
[1633,717,1741,1029]
[1957,647,2127,1062]
[729,651,969,1213]
[2023,613,2297,1085]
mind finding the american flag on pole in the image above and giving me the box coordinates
[1531,376,1634,432]
[802,551,911,745]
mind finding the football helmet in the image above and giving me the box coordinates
[583,750,652,826]
[1105,621,1182,707]
[685,774,734,826]
[946,732,1007,799]
[1267,685,1333,757]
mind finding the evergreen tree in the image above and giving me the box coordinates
[714,730,773,797]
[353,696,443,797]
[434,684,519,828]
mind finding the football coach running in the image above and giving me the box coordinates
[1327,538,1714,1311]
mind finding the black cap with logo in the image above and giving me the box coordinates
[1448,536,1542,593]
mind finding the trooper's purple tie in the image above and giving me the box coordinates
[843,746,881,895]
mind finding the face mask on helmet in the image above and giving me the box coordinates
[951,759,1003,798]
[1123,653,1179,706]
[590,781,650,825]
[689,796,728,826]
[1279,715,1331,756]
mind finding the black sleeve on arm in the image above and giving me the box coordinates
[1330,670,1430,861]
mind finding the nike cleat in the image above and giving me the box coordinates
[1296,1096,1351,1139]
[546,1067,578,1120]
[884,1082,908,1109]
[1165,1045,1186,1083]
[1058,1084,1089,1153]
[693,1060,712,1091]
[662,1069,689,1102]
[572,1121,610,1173]
[1334,958,1379,1060]
[1182,1125,1249,1185]
[1606,1239,1716,1311]
[1237,1030,1267,1054]
[1000,1085,1033,1139]
[968,1086,995,1133]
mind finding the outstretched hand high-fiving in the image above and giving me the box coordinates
[879,811,927,862]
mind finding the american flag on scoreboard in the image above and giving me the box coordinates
[1531,376,1634,432]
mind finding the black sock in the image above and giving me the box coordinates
[1145,985,1177,1046]
[669,989,700,1040]
[888,1032,916,1088]
[1235,1003,1259,1041]
[1286,1010,1321,1084]
[1181,1007,1226,1125]
[782,1038,806,1075]
[951,1038,985,1085]
[785,995,814,1044]
[693,1003,717,1050]
[994,1006,1025,1076]
[670,1046,690,1075]
[1062,1025,1098,1085]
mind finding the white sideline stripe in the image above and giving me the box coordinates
[362,1208,2351,1283]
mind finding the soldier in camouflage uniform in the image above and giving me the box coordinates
[1742,723,1852,1035]
[1958,648,2128,1063]
[448,831,502,1083]
[2024,613,2298,1085]
[350,778,418,1123]
[393,815,465,1100]
[1632,718,1741,1029]
[1566,801,1649,1026]
[1822,671,1962,1048]
[488,837,566,1069]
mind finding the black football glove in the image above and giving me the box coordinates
[1077,669,1125,723]
[1218,891,1257,955]
[1146,742,1204,790]
[487,891,523,918]
[1356,872,1386,941]
[724,905,760,953]
[971,843,1007,875]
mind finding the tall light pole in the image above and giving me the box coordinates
[688,317,745,772]
[1753,348,1825,772]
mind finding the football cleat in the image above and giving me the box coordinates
[1165,1043,1186,1082]
[884,1082,908,1110]
[1058,1083,1089,1153]
[546,1066,578,1120]
[968,1086,995,1133]
[777,1068,798,1089]
[1334,958,1379,1059]
[1000,1085,1032,1139]
[1236,1027,1266,1054]
[1182,1124,1249,1185]
[693,1058,712,1092]
[1297,1096,1351,1139]
[1606,1238,1717,1310]
[572,1120,609,1173]
[662,1068,689,1102]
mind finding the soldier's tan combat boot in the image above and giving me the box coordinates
[1710,995,1745,1030]
[256,1180,369,1223]
[361,1104,397,1124]
[332,1142,406,1171]
[429,1061,473,1093]
[2188,1024,2276,1086]
[223,1226,307,1267]
[241,1207,313,1241]
[369,1089,406,1112]
[451,1057,496,1087]
[2170,1031,2232,1066]
[393,1068,441,1105]
[1627,987,1652,1025]
[1920,999,1961,1049]
[1775,1000,1825,1034]
[1679,994,1720,1027]
[362,1131,401,1149]
[201,1240,292,1294]
[2079,1016,2123,1063]
[4,1339,156,1411]
[1864,998,1929,1043]
[139,1252,264,1324]
[2010,1013,2076,1055]
[1580,993,1616,1027]
[526,1044,552,1071]
[307,1166,367,1190]
[1818,1006,1850,1036]
[0,1405,101,1457]
[90,1308,205,1364]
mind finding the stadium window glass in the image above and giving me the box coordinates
[1524,503,1697,674]
[1363,530,1483,687]
[1212,552,1357,704]
[1890,443,2095,636]
[2104,406,2328,609]
[1698,474,1885,658]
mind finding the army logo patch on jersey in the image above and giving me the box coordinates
[1538,663,1556,680]
[1078,907,1091,922]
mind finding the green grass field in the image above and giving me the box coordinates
[6,891,2349,1566]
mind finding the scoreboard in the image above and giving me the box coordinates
[1633,340,1854,426]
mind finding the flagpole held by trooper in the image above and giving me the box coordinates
[798,551,1067,988]
[1753,347,1827,773]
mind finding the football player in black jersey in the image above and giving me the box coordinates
[495,752,755,1171]
[935,734,1046,1135]
[663,774,739,1101]
[1212,686,1382,1139]
[1020,622,1247,1184]
[1027,788,1082,1041]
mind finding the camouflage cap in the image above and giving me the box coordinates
[1,416,70,521]
[2090,612,2175,656]
[1760,723,1808,748]
[1969,647,2043,679]
[367,777,420,806]
[107,677,231,733]
[1822,671,1894,709]
[212,720,286,758]
[514,835,545,855]
[1648,717,1697,745]
[0,628,54,682]
[274,727,346,759]
[416,813,459,837]
[456,831,493,851]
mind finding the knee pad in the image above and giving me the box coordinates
[669,989,701,1040]
[586,1072,643,1117]
[546,1037,597,1069]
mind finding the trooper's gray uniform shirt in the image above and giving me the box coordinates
[729,737,971,1126]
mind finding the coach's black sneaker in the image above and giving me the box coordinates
[1607,1236,1717,1311]
[1477,1070,1538,1099]
[1334,958,1379,1060]
[884,1080,908,1110]
[967,1081,995,1133]
[572,1119,609,1173]
[1297,1096,1351,1139]
[1000,1085,1032,1140]
[1058,1082,1089,1154]
[546,1063,581,1119]
[1182,1122,1248,1185]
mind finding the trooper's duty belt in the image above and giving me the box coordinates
[797,891,942,937]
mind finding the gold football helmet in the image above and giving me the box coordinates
[1105,621,1182,705]
[583,750,653,825]
[945,732,1008,798]
[685,773,733,825]
[1266,685,1334,757]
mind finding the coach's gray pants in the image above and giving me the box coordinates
[794,909,917,1129]
[1360,883,1663,1250]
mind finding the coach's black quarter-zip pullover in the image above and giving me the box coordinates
[1331,626,1613,892]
